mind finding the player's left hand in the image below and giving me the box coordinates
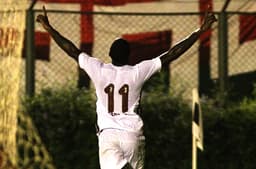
[36,6,51,31]
[200,7,217,32]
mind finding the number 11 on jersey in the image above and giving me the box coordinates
[104,84,129,115]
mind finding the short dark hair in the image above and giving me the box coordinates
[109,38,130,65]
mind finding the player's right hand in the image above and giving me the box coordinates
[36,6,51,30]
[200,6,217,32]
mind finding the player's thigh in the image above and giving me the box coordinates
[129,140,145,169]
[99,146,127,169]
[121,134,145,169]
[98,130,127,169]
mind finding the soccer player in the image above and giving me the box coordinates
[37,6,217,169]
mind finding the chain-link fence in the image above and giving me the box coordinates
[226,12,256,99]
[21,9,256,99]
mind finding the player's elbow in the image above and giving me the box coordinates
[160,50,179,64]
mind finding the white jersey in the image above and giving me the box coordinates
[78,52,162,133]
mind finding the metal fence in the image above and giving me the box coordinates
[22,9,256,101]
[226,12,256,100]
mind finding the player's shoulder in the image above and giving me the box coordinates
[136,57,161,67]
[79,52,103,64]
[79,52,90,59]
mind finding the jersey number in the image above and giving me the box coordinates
[104,84,129,114]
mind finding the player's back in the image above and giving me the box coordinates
[78,52,161,131]
[94,63,143,115]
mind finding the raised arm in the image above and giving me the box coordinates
[160,9,217,65]
[36,6,81,62]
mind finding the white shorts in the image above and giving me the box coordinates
[98,129,145,169]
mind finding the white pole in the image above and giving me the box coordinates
[192,131,197,169]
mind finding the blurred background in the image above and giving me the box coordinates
[1,0,256,169]
[23,0,256,100]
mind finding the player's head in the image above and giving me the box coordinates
[109,38,130,66]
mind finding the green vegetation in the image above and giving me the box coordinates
[22,86,256,169]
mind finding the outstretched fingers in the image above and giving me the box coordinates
[206,5,217,23]
[212,14,217,22]
[43,6,47,17]
[36,6,51,30]
[204,7,209,19]
[208,13,217,23]
[200,7,217,32]
[36,6,47,23]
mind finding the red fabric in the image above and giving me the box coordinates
[80,2,94,54]
[198,0,213,94]
[39,0,157,4]
[38,0,90,3]
[22,31,50,61]
[94,0,126,5]
[199,0,213,47]
[123,30,171,65]
[94,0,157,6]
[80,3,94,44]
[34,32,50,61]
[239,15,256,44]
[35,32,50,45]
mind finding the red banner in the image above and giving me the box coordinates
[80,2,94,55]
[239,15,256,44]
[95,0,157,6]
[123,30,171,65]
[39,0,157,4]
[23,31,50,61]
[199,0,213,47]
[35,32,50,61]
[38,0,91,3]
[198,0,213,94]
